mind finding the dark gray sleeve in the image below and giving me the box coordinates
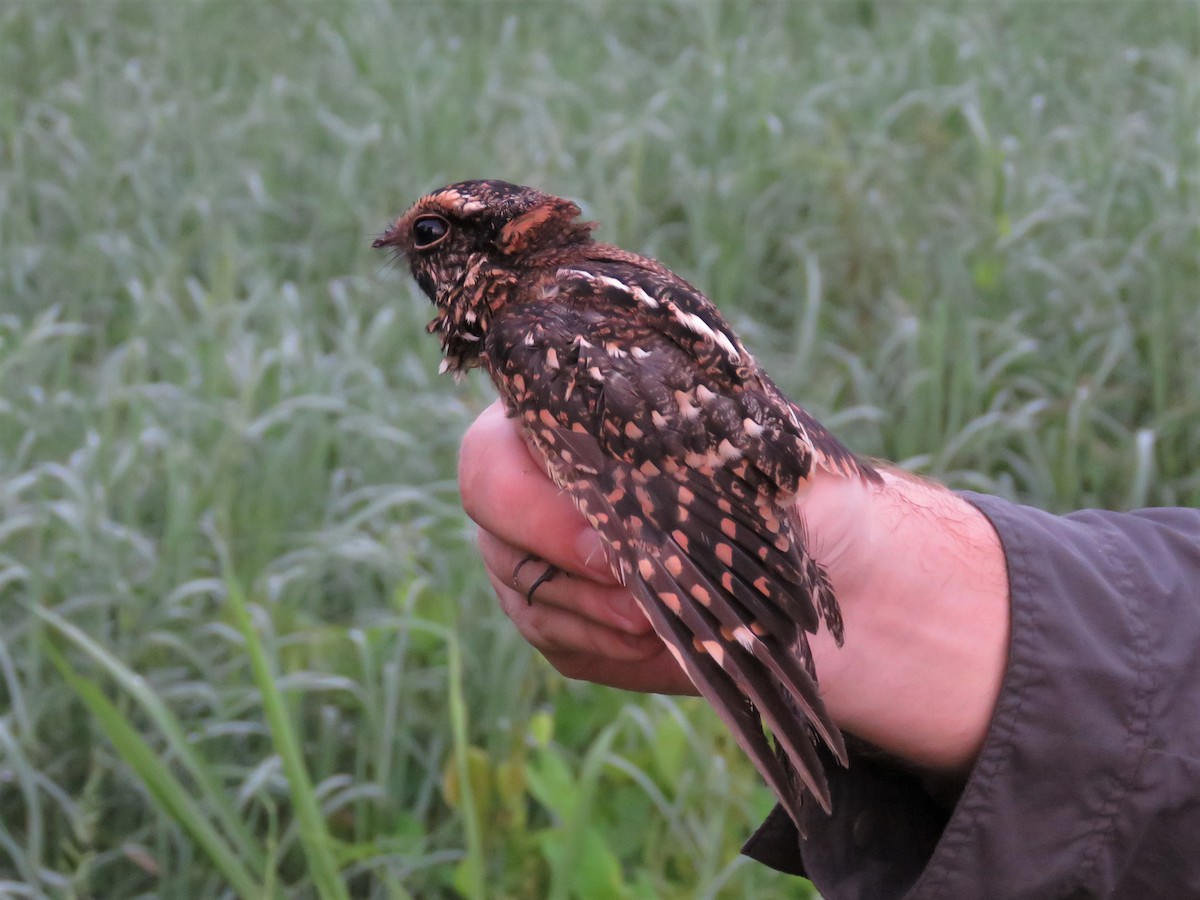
[742,492,1200,899]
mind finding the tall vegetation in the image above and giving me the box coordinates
[1,2,1196,896]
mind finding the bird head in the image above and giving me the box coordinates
[373,179,594,371]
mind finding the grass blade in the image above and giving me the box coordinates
[221,572,351,900]
[446,635,486,900]
[40,641,267,899]
[30,604,268,874]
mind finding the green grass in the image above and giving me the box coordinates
[1,1,1198,896]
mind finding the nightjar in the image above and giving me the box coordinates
[373,180,879,832]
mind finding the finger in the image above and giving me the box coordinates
[478,529,651,636]
[484,566,697,695]
[489,566,654,660]
[459,401,617,584]
[547,641,700,695]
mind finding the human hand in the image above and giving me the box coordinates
[458,400,697,695]
[458,400,1009,777]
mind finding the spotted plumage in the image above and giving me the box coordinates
[373,179,880,832]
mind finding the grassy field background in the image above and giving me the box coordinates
[2,1,1198,897]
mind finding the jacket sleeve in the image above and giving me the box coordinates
[742,492,1200,899]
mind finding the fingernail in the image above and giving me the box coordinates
[614,601,651,634]
[575,529,616,582]
[574,529,648,632]
[621,630,656,652]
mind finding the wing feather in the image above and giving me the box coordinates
[531,427,842,829]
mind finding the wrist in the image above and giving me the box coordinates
[797,469,1010,778]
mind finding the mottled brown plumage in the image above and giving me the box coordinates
[373,179,879,832]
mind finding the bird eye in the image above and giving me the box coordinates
[412,215,449,249]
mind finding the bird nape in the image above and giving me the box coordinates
[373,179,879,835]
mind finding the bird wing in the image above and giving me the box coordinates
[558,257,879,485]
[484,297,851,829]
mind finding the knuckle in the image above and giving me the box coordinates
[519,610,555,652]
[457,447,488,525]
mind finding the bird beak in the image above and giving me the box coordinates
[372,224,403,250]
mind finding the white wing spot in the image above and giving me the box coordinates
[731,626,757,651]
[717,438,742,462]
[604,342,628,358]
[628,284,660,309]
[667,306,741,361]
[558,269,661,309]
[713,330,740,360]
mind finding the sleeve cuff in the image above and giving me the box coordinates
[743,491,1157,898]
